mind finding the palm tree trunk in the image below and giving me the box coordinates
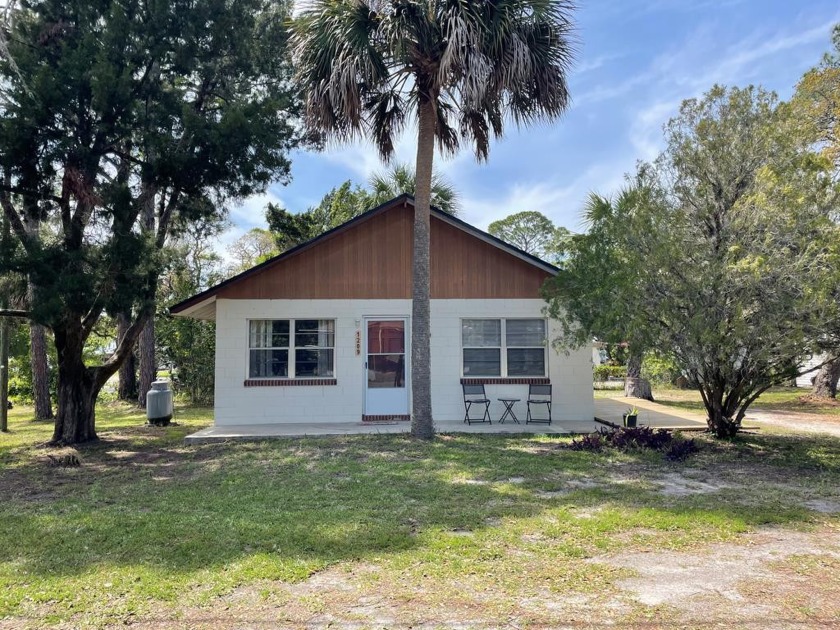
[812,356,840,399]
[410,96,436,440]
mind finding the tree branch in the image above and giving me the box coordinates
[94,305,154,388]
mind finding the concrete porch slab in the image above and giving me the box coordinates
[595,397,710,431]
[184,419,594,444]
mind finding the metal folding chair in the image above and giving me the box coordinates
[526,384,552,425]
[463,383,492,424]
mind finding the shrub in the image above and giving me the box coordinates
[664,437,700,461]
[640,352,680,386]
[566,426,699,462]
[608,426,672,451]
[568,433,606,452]
[593,364,627,381]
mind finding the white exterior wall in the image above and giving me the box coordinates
[796,354,825,388]
[213,298,594,426]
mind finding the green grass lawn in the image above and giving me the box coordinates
[1,402,839,627]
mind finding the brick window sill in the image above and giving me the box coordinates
[460,377,550,386]
[244,378,337,387]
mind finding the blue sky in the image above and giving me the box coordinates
[221,0,840,254]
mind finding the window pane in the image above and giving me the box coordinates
[295,319,335,348]
[506,319,546,346]
[463,348,501,376]
[295,349,335,377]
[249,320,289,348]
[507,348,545,376]
[368,354,405,388]
[367,321,405,354]
[462,319,501,347]
[249,349,288,377]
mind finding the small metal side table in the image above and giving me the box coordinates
[498,398,520,424]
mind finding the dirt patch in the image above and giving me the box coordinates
[657,472,731,496]
[796,394,840,408]
[747,410,840,437]
[802,499,840,514]
[456,478,490,486]
[595,526,840,622]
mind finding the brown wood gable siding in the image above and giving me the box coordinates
[217,202,551,300]
[218,203,414,300]
[430,218,551,298]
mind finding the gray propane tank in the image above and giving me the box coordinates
[146,379,174,426]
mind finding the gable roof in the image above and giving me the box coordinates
[170,194,558,318]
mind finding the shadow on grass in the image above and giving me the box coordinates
[1,429,837,588]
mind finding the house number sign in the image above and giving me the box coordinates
[355,330,361,356]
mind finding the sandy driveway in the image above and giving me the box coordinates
[746,409,840,437]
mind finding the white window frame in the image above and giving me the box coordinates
[247,318,336,380]
[460,318,548,378]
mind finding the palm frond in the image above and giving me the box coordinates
[293,0,577,163]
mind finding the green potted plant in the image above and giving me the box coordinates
[623,406,639,428]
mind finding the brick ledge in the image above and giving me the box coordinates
[244,378,337,387]
[362,414,411,423]
[460,377,550,386]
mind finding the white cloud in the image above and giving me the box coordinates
[215,190,286,264]
[588,16,837,200]
[460,162,629,234]
[628,99,682,161]
[573,52,624,76]
[228,190,285,229]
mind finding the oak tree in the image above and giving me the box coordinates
[0,0,300,444]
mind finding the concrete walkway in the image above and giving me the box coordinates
[184,419,585,444]
[594,396,709,431]
[184,398,719,444]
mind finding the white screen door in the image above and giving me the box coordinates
[364,318,409,415]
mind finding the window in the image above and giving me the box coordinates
[462,319,502,376]
[249,320,289,378]
[294,319,335,377]
[505,319,546,376]
[249,319,335,379]
[461,319,546,377]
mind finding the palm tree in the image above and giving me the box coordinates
[368,163,459,215]
[293,0,576,439]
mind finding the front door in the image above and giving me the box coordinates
[364,318,409,416]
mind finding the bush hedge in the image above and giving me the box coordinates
[593,364,627,381]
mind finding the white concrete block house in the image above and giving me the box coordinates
[171,195,593,427]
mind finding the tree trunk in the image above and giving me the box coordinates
[117,312,137,401]
[812,357,840,399]
[137,175,157,409]
[409,96,436,440]
[52,327,100,445]
[137,318,155,408]
[0,314,8,433]
[705,403,741,438]
[699,383,741,438]
[29,321,53,420]
[1,211,8,431]
[624,352,654,401]
[705,409,740,438]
